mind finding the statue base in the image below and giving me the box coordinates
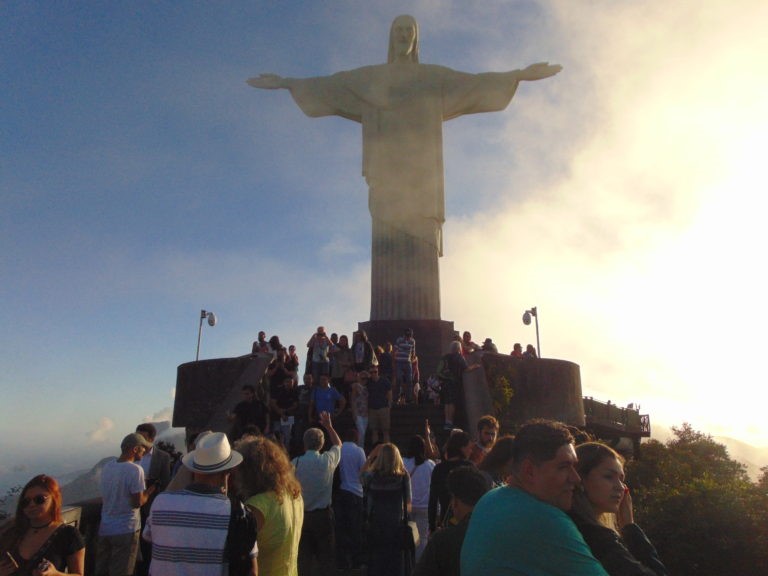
[358,319,456,380]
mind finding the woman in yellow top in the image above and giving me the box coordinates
[236,436,304,576]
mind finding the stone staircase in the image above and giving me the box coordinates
[387,401,448,454]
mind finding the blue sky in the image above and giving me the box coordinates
[2,1,768,485]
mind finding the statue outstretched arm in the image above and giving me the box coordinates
[516,62,562,81]
[247,70,363,121]
[464,62,563,97]
[246,74,295,90]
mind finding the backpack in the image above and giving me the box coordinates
[436,355,453,383]
[225,497,257,576]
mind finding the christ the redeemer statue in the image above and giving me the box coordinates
[248,14,561,321]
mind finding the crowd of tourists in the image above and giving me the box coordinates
[0,327,667,576]
[246,326,532,441]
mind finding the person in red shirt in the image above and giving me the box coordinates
[461,331,479,357]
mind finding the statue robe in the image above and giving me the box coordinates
[287,63,520,320]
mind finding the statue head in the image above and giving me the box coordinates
[388,14,419,63]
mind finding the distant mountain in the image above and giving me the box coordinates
[713,435,768,481]
[0,421,183,515]
[0,457,112,515]
[57,421,184,505]
[56,468,92,487]
[61,456,114,505]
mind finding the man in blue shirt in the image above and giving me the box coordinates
[308,373,346,424]
[334,428,367,570]
[461,419,609,576]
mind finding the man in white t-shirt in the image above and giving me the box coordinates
[97,433,155,576]
[293,412,342,576]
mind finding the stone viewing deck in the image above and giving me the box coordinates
[172,350,650,453]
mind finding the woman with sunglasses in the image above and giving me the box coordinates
[0,475,84,576]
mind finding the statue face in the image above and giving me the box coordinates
[391,17,417,59]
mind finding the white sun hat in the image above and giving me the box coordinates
[181,432,243,474]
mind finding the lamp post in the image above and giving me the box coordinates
[196,309,217,361]
[522,306,540,358]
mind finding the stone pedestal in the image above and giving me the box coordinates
[481,354,586,430]
[173,354,273,432]
[358,318,456,379]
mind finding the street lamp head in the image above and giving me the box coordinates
[196,309,218,361]
[523,311,532,325]
[522,306,541,359]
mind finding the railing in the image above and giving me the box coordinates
[583,397,651,436]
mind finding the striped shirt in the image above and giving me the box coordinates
[394,336,416,363]
[144,487,256,576]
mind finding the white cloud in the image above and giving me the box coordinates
[438,0,768,444]
[319,234,365,259]
[86,417,115,444]
[144,408,173,423]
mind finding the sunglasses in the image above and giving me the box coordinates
[22,494,50,508]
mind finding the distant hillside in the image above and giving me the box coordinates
[0,457,112,515]
[57,422,184,505]
[61,457,113,505]
[713,435,768,481]
[649,424,767,481]
[1,422,181,514]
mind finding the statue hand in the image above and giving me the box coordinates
[246,74,286,89]
[520,62,562,81]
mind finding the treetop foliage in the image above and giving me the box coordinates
[626,423,768,576]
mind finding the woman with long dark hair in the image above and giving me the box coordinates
[0,475,84,576]
[428,430,474,534]
[570,442,667,576]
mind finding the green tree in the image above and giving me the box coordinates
[156,440,182,471]
[757,466,768,492]
[626,424,768,576]
[481,355,515,423]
